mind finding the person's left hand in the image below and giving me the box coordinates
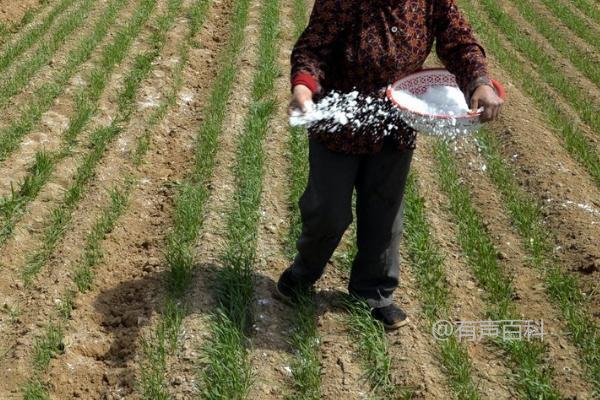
[470,85,504,122]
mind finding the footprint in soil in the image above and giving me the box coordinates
[92,262,350,396]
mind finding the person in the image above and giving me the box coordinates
[275,0,504,329]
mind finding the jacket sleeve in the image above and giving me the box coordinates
[290,0,352,95]
[434,0,491,102]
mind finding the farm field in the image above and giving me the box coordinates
[0,0,598,398]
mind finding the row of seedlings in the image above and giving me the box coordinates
[570,0,600,25]
[474,128,600,395]
[136,0,254,397]
[21,0,188,398]
[14,0,160,285]
[197,0,282,396]
[504,0,599,89]
[0,0,97,109]
[475,0,600,136]
[0,0,129,163]
[432,140,561,399]
[0,0,78,72]
[0,3,50,45]
[455,0,600,188]
[451,3,600,392]
[283,0,322,397]
[535,0,600,53]
[403,174,481,399]
[0,0,132,246]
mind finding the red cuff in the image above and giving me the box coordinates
[291,73,319,95]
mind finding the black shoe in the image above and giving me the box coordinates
[371,304,409,330]
[274,267,312,304]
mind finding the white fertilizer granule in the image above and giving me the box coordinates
[289,87,480,140]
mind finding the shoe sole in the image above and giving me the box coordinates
[383,317,409,330]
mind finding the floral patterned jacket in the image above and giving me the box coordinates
[291,0,491,154]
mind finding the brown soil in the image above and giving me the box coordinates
[44,1,233,398]
[469,0,600,324]
[526,0,600,60]
[0,0,598,396]
[0,0,42,26]
[0,1,170,397]
[411,142,516,399]
[0,0,138,203]
[247,2,300,398]
[495,0,600,107]
[450,137,594,397]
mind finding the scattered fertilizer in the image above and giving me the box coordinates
[289,87,480,140]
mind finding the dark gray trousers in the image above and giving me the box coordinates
[290,138,413,308]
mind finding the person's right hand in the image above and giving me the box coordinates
[288,84,313,115]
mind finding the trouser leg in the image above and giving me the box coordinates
[349,144,413,308]
[290,139,359,284]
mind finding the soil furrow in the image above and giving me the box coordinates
[411,142,516,399]
[246,0,301,396]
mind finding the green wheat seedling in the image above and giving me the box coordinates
[475,129,600,396]
[478,0,600,136]
[0,0,129,164]
[165,0,251,295]
[537,0,600,54]
[403,174,480,399]
[19,0,185,396]
[198,0,280,397]
[285,125,321,400]
[20,0,162,284]
[570,0,600,25]
[433,140,560,399]
[23,379,50,400]
[282,2,322,398]
[456,0,600,189]
[335,236,413,399]
[285,294,321,400]
[0,2,51,46]
[21,186,127,396]
[133,0,209,165]
[506,0,600,90]
[136,2,212,396]
[0,151,54,246]
[73,186,130,292]
[0,0,78,73]
[344,297,413,399]
[0,0,96,110]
